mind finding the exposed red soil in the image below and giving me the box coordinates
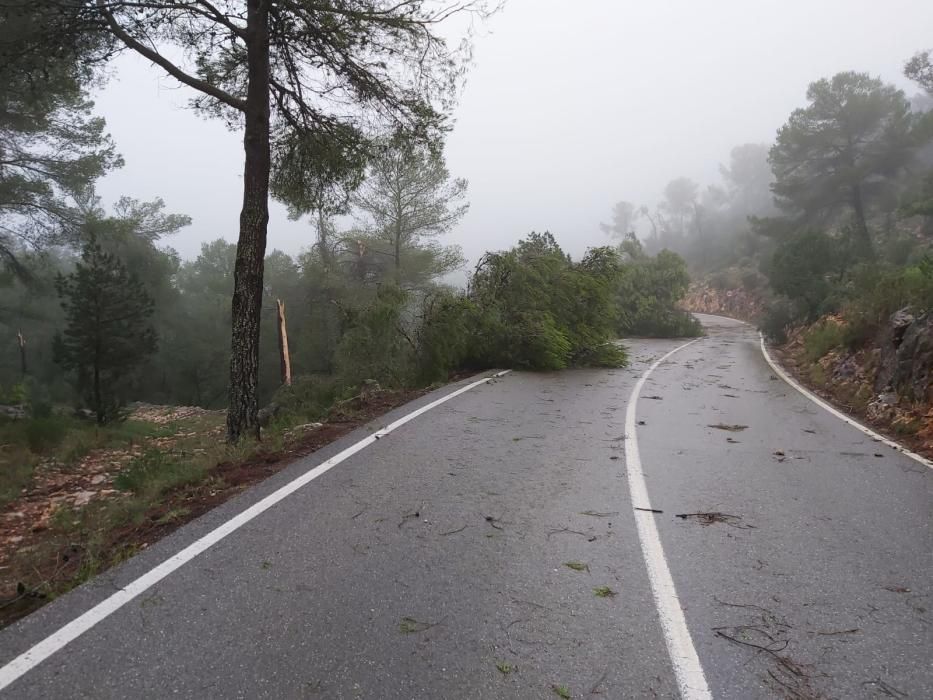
[0,385,433,628]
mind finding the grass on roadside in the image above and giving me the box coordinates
[0,415,173,508]
[1,383,429,628]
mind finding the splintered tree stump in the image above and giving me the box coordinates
[276,299,291,387]
[16,330,26,377]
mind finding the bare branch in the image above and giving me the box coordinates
[95,0,247,111]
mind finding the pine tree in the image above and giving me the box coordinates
[18,0,490,440]
[54,239,156,423]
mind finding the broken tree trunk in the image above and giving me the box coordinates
[276,298,291,387]
[16,330,26,377]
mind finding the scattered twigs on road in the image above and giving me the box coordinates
[504,618,525,654]
[812,628,860,636]
[766,669,816,700]
[510,597,549,610]
[503,616,545,654]
[589,669,608,695]
[634,507,663,514]
[546,526,596,541]
[484,515,504,530]
[713,596,780,616]
[397,510,420,528]
[440,524,469,536]
[713,599,820,700]
[713,626,789,654]
[676,512,754,528]
[398,616,443,634]
[861,677,908,698]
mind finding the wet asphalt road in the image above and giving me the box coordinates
[0,315,930,699]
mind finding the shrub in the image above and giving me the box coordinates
[803,320,845,361]
[710,269,740,291]
[0,444,38,507]
[464,234,627,371]
[503,311,573,370]
[24,417,68,453]
[0,383,27,405]
[760,297,800,343]
[616,249,701,338]
[768,230,841,321]
[576,342,629,367]
[114,450,206,498]
[268,374,341,423]
[623,307,703,338]
[838,256,933,340]
[415,292,478,382]
[741,269,763,291]
[334,285,413,388]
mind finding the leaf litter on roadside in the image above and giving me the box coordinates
[563,561,589,572]
[398,616,441,634]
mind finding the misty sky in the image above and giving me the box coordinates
[92,0,933,268]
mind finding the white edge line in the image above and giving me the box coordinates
[624,338,712,700]
[759,334,932,470]
[692,313,930,470]
[0,369,512,692]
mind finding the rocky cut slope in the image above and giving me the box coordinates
[779,308,933,458]
[681,282,765,323]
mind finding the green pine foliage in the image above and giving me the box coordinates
[0,4,120,268]
[53,238,157,423]
[615,243,702,338]
[334,285,414,387]
[465,233,627,371]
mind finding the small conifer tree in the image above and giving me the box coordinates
[54,239,156,423]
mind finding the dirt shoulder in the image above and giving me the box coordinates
[0,385,436,628]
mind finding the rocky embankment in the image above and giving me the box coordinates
[681,282,765,323]
[779,309,933,458]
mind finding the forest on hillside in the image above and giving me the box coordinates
[1,1,932,632]
[610,56,933,349]
[0,2,698,441]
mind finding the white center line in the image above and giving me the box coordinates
[0,370,510,693]
[623,339,712,700]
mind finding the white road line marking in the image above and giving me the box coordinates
[624,338,712,700]
[691,312,930,470]
[0,370,511,693]
[759,334,932,470]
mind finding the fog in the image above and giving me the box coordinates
[91,0,933,267]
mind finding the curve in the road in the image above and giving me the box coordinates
[758,333,932,470]
[624,337,712,700]
[698,312,931,470]
[0,370,511,693]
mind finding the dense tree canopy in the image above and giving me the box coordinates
[350,137,468,289]
[8,0,490,440]
[0,3,120,271]
[905,50,933,96]
[769,72,916,255]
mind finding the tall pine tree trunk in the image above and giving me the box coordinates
[851,183,873,258]
[394,225,402,282]
[227,0,271,442]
